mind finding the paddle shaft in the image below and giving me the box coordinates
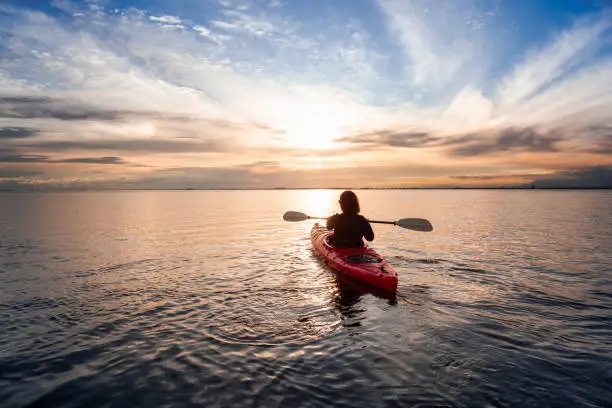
[308,216,395,225]
[284,211,432,232]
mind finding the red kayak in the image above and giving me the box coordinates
[311,223,398,292]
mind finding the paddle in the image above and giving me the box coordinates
[283,211,433,232]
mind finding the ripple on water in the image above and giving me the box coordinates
[2,190,612,407]
[205,287,342,347]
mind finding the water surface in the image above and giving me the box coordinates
[1,190,611,407]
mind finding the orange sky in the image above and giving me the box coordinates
[1,1,611,189]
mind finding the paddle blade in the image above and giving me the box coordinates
[396,218,433,232]
[283,211,309,222]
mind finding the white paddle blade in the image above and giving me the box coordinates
[396,218,433,232]
[283,211,309,222]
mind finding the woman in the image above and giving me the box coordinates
[326,190,374,247]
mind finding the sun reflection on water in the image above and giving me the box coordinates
[297,189,337,219]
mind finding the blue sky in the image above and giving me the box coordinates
[0,0,611,189]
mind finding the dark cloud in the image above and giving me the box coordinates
[0,97,48,103]
[0,96,121,121]
[55,156,126,164]
[584,125,612,136]
[338,127,563,156]
[498,128,561,151]
[0,154,129,165]
[19,138,227,154]
[236,161,281,168]
[451,173,542,181]
[444,128,563,156]
[0,154,48,163]
[456,166,612,188]
[0,127,39,139]
[531,166,612,188]
[581,132,612,155]
[0,168,42,178]
[0,180,22,190]
[0,96,284,138]
[337,129,439,148]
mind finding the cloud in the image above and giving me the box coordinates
[268,0,283,8]
[150,15,182,25]
[449,165,612,188]
[0,168,42,178]
[375,0,494,91]
[451,173,543,181]
[587,141,612,155]
[19,138,229,154]
[55,156,127,164]
[210,9,278,38]
[337,130,439,148]
[0,154,48,163]
[444,128,563,157]
[236,160,281,168]
[493,36,612,130]
[0,176,111,190]
[530,165,612,188]
[0,94,282,137]
[122,162,420,189]
[569,126,612,154]
[0,2,611,189]
[339,126,564,156]
[0,127,39,139]
[0,96,121,121]
[0,153,129,164]
[192,25,232,44]
[497,14,611,108]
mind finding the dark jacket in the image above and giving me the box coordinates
[326,213,374,247]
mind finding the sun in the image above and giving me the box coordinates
[276,100,351,149]
[284,120,344,149]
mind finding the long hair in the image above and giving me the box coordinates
[339,190,360,214]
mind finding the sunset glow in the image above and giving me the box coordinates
[0,0,611,189]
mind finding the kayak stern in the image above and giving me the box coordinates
[310,223,398,292]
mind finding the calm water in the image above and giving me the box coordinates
[1,190,611,407]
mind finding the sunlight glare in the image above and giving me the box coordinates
[284,119,344,149]
[276,98,354,149]
[299,190,337,219]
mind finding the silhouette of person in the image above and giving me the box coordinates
[326,190,374,247]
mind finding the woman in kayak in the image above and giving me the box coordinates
[326,190,374,247]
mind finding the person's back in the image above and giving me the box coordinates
[326,191,374,247]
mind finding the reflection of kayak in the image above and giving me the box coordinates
[311,223,398,292]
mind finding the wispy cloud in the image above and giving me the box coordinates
[192,25,232,44]
[0,0,611,189]
[375,0,495,94]
[0,127,39,139]
[150,15,183,25]
[211,10,276,37]
[497,14,611,108]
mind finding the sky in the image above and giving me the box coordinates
[0,0,611,189]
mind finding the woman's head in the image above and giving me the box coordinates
[339,190,360,214]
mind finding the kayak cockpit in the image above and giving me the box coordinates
[344,254,382,264]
